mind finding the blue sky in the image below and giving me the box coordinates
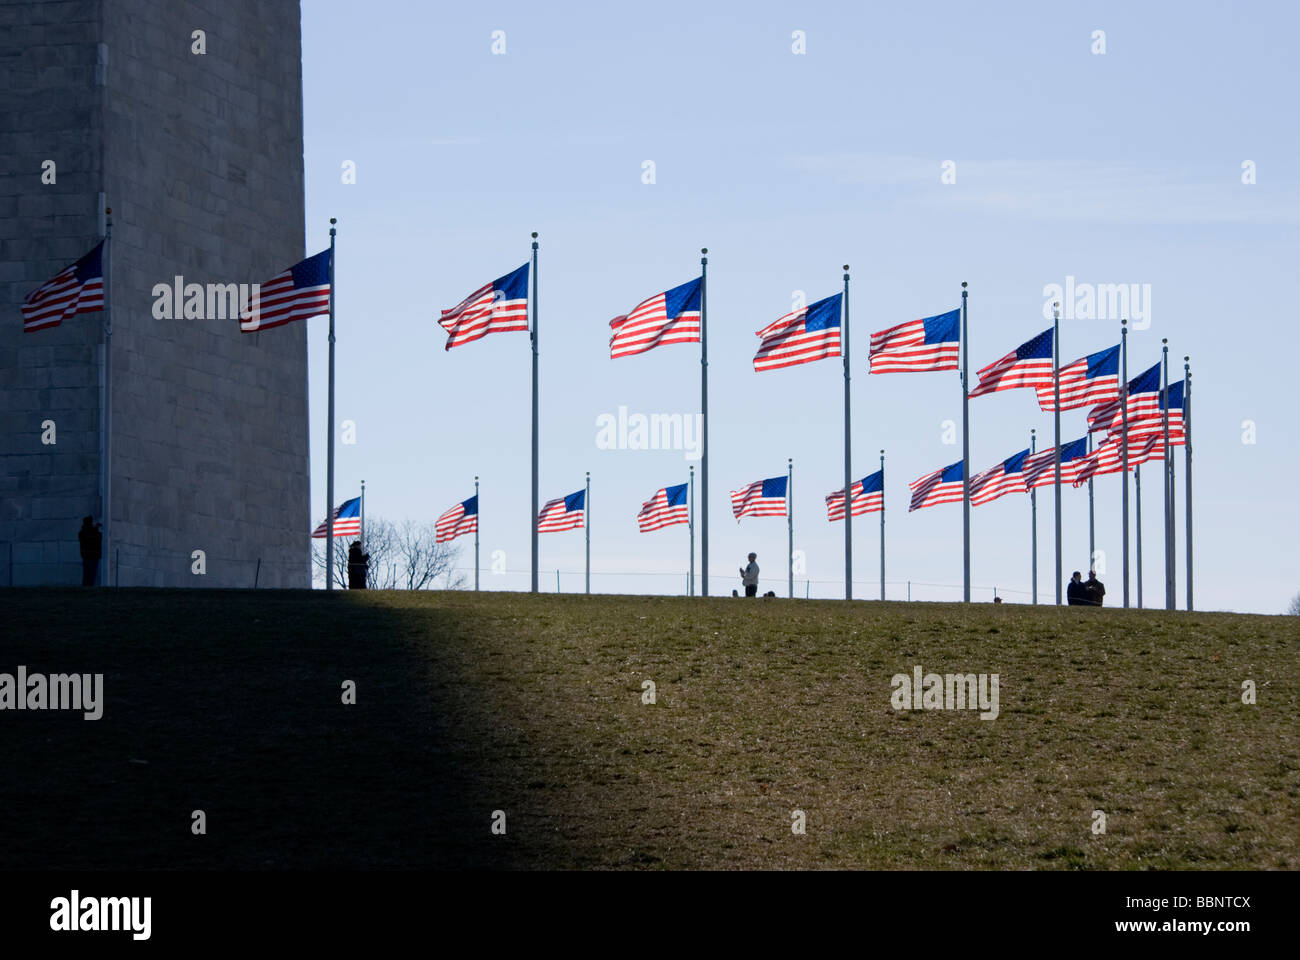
[300,1,1298,612]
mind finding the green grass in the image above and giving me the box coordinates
[4,588,1297,870]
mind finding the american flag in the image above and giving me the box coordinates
[868,308,960,373]
[439,263,529,350]
[537,490,585,532]
[730,476,788,520]
[21,241,105,332]
[240,248,331,333]
[1022,438,1089,489]
[1086,362,1161,433]
[637,483,689,532]
[970,449,1030,506]
[1073,431,1169,487]
[609,277,701,358]
[1154,380,1187,438]
[826,470,883,521]
[753,293,842,372]
[435,495,478,543]
[1038,344,1120,412]
[908,461,965,512]
[969,327,1054,398]
[312,496,361,538]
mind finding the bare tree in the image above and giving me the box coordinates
[395,518,465,590]
[312,516,399,589]
[312,516,462,590]
[1287,591,1300,616]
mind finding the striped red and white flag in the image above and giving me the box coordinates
[1038,344,1120,412]
[311,496,361,538]
[637,483,689,532]
[21,241,105,332]
[730,476,788,520]
[826,470,883,521]
[1021,438,1090,490]
[753,294,842,372]
[969,449,1031,506]
[537,490,585,532]
[868,309,960,373]
[969,328,1054,398]
[240,248,331,332]
[908,462,965,512]
[239,247,330,333]
[1073,431,1170,486]
[609,278,701,358]
[439,263,529,350]
[1086,362,1161,433]
[436,495,478,543]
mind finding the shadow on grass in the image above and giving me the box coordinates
[0,588,531,869]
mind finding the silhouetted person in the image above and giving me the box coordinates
[739,553,759,597]
[1084,570,1106,607]
[78,516,102,587]
[347,541,369,590]
[1066,571,1085,606]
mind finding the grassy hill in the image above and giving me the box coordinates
[3,588,1297,870]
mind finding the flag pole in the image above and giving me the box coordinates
[1162,338,1172,609]
[787,457,794,599]
[1121,318,1130,607]
[585,470,591,595]
[101,206,113,588]
[1184,357,1193,611]
[842,264,852,601]
[474,475,480,592]
[689,465,695,597]
[360,479,365,550]
[1135,464,1144,608]
[700,247,709,597]
[1051,302,1062,604]
[1168,453,1177,608]
[1031,428,1037,605]
[325,218,337,590]
[1087,433,1095,571]
[961,282,970,603]
[530,232,539,593]
[879,449,885,602]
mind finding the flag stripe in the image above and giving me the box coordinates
[868,309,961,373]
[537,491,585,532]
[730,477,788,519]
[609,278,702,358]
[436,496,479,543]
[753,294,842,372]
[908,462,964,511]
[440,263,530,350]
[22,241,105,332]
[312,497,361,538]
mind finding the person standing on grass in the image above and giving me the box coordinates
[78,516,101,587]
[1084,570,1106,607]
[347,541,369,590]
[739,553,759,597]
[1066,570,1085,606]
